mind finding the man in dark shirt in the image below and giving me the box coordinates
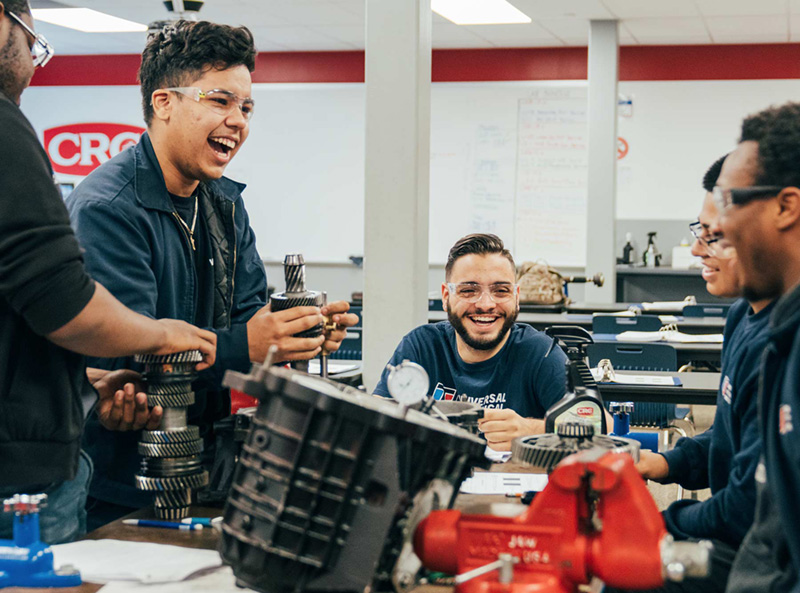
[609,158,774,593]
[374,234,568,450]
[67,20,358,525]
[0,0,217,543]
[717,102,800,593]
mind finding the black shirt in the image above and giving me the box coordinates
[0,90,96,487]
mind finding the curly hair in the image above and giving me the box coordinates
[138,20,256,126]
[702,154,727,193]
[740,102,800,188]
[3,0,30,16]
[445,233,515,280]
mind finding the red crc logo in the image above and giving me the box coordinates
[44,123,145,177]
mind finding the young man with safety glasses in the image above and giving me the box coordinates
[373,233,568,451]
[605,157,775,593]
[67,20,358,528]
[716,102,800,593]
[0,0,217,543]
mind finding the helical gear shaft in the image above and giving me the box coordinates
[133,351,208,519]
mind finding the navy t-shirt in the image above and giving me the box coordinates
[374,322,568,419]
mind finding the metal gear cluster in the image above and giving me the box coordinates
[269,254,325,338]
[511,421,640,473]
[134,351,208,520]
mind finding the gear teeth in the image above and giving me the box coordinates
[153,502,191,520]
[141,427,201,444]
[511,433,639,472]
[135,351,203,364]
[147,382,194,396]
[134,471,209,492]
[146,392,196,408]
[138,440,203,458]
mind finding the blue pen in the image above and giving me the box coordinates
[122,519,203,531]
[180,517,222,526]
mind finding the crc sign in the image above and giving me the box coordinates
[44,123,145,177]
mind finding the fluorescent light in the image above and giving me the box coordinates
[432,0,532,25]
[32,8,147,33]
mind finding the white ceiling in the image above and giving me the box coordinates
[29,0,800,56]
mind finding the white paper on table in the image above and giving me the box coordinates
[484,446,512,463]
[51,540,222,584]
[640,299,696,312]
[307,360,360,374]
[98,566,250,593]
[590,368,682,386]
[459,472,548,494]
[616,330,722,344]
[594,311,678,324]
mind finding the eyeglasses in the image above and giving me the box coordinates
[446,282,517,303]
[7,10,54,68]
[712,185,783,213]
[688,220,735,258]
[161,87,255,121]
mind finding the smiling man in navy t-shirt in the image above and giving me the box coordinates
[374,233,567,450]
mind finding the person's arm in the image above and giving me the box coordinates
[48,282,215,365]
[661,389,760,544]
[640,428,713,487]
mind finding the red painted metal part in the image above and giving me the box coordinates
[414,452,666,593]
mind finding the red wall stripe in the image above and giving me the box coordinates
[29,44,800,87]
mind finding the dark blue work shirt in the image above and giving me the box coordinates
[374,322,567,419]
[661,298,774,547]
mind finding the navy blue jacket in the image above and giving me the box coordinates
[67,133,267,507]
[373,322,567,419]
[660,298,772,548]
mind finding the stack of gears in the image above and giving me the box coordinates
[512,421,640,472]
[133,351,209,520]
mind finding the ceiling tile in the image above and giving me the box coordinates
[536,18,589,40]
[253,26,356,51]
[792,0,800,13]
[601,0,700,19]
[624,17,709,38]
[706,15,787,38]
[308,25,364,48]
[245,1,362,26]
[433,22,488,43]
[695,0,788,17]
[465,22,560,42]
[509,0,614,19]
[432,37,497,49]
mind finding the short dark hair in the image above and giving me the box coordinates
[138,20,256,126]
[702,154,727,193]
[740,102,800,188]
[445,233,515,280]
[3,1,30,16]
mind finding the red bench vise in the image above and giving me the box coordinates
[414,449,710,593]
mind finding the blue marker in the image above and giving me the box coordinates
[180,517,222,526]
[122,519,203,531]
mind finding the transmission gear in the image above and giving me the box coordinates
[512,421,639,472]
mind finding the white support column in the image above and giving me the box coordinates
[363,0,432,390]
[585,20,618,303]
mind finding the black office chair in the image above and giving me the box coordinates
[587,342,693,436]
[592,314,663,335]
[682,304,731,318]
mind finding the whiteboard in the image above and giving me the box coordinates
[21,79,800,266]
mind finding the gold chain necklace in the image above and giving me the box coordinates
[174,194,198,251]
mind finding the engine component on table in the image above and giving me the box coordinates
[220,358,489,593]
[134,351,209,520]
[414,448,712,593]
[429,399,485,435]
[0,494,81,588]
[269,253,326,373]
[512,421,639,473]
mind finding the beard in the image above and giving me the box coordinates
[741,244,785,302]
[447,302,519,352]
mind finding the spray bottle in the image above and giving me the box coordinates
[643,232,661,268]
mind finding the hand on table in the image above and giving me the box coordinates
[478,408,544,451]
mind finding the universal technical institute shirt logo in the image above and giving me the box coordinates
[721,375,733,405]
[432,382,507,408]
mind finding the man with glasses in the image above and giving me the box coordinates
[714,103,800,593]
[373,234,568,451]
[606,157,775,593]
[0,0,219,543]
[67,20,357,527]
